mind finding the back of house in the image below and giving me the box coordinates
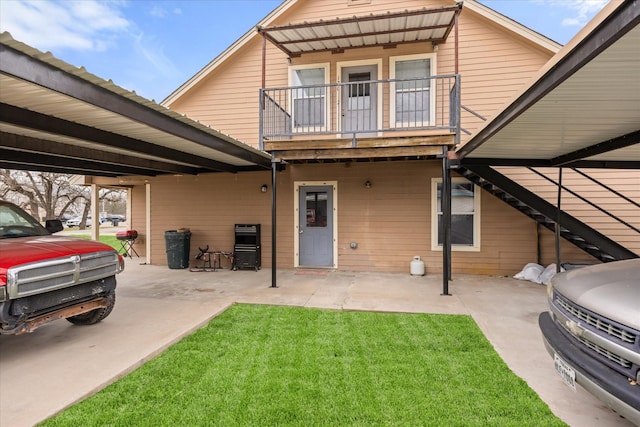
[117,0,637,275]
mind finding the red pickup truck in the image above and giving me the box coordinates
[0,201,124,335]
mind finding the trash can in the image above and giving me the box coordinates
[164,229,191,269]
[111,219,119,226]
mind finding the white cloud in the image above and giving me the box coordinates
[0,0,129,51]
[149,6,167,18]
[544,0,608,27]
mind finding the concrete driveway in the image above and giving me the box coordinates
[0,258,633,426]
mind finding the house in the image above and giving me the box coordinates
[1,0,637,281]
[153,0,638,277]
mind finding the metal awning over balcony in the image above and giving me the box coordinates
[258,5,462,57]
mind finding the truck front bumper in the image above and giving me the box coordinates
[539,311,640,425]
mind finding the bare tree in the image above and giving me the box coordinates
[0,169,86,219]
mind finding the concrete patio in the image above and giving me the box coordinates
[0,257,633,426]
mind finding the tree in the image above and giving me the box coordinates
[0,169,86,220]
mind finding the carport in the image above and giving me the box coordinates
[0,32,271,259]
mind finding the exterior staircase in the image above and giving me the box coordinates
[457,164,638,263]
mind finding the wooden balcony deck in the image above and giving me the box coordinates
[264,130,455,161]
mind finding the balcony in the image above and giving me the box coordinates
[259,75,460,159]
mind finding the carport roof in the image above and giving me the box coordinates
[457,0,640,169]
[0,33,272,178]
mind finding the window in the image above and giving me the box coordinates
[290,65,329,130]
[306,192,328,227]
[432,178,480,251]
[390,54,435,127]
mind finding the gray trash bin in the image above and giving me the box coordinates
[164,230,191,269]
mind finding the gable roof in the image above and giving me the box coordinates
[162,0,560,106]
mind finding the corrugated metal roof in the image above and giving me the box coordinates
[259,6,461,56]
[458,0,639,167]
[0,32,271,177]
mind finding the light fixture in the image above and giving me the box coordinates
[364,180,372,189]
[261,184,268,193]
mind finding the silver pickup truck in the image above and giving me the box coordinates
[539,259,640,425]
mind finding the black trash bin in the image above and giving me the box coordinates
[111,219,119,226]
[164,230,191,269]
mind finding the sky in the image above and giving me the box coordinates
[0,0,609,103]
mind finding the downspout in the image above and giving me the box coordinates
[260,32,267,151]
[455,6,459,74]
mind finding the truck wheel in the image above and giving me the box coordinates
[66,290,116,325]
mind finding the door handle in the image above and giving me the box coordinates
[299,229,304,234]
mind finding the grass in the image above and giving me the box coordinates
[41,305,565,426]
[68,234,123,255]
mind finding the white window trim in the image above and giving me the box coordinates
[289,63,330,132]
[431,177,481,252]
[336,59,383,138]
[390,53,437,128]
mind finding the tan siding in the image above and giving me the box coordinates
[140,161,554,276]
[168,0,554,148]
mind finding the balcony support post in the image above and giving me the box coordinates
[271,154,278,288]
[441,145,452,295]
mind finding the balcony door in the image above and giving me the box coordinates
[341,65,378,136]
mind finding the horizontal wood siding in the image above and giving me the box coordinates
[142,161,558,275]
[168,0,554,149]
[148,172,280,269]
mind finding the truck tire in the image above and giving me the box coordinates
[66,290,116,325]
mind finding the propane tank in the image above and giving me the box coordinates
[410,256,425,276]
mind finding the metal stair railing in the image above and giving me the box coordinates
[458,164,638,262]
[528,167,640,236]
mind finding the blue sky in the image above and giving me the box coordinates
[0,0,608,103]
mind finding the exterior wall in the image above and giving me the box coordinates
[168,0,554,148]
[139,161,564,276]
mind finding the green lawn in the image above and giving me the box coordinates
[68,234,123,254]
[42,305,565,426]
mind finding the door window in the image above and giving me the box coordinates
[306,192,327,227]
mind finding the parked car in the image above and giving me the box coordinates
[0,201,124,335]
[539,259,640,425]
[65,216,105,227]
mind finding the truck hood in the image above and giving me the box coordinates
[0,236,116,270]
[552,259,640,330]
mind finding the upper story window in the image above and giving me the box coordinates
[432,178,481,251]
[390,54,436,128]
[290,64,329,131]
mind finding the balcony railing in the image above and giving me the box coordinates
[259,74,460,148]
